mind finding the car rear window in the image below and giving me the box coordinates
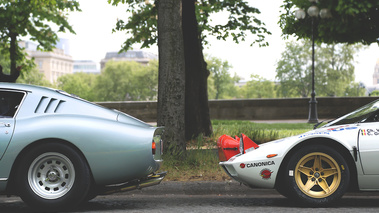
[0,90,25,118]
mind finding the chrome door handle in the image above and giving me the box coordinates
[0,123,10,127]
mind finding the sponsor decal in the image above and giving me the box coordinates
[327,125,358,132]
[240,163,246,169]
[361,129,379,136]
[246,161,275,168]
[260,169,273,180]
[298,131,330,138]
[298,126,358,139]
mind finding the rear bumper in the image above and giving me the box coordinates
[100,172,167,195]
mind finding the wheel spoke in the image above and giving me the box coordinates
[313,155,322,171]
[303,177,316,192]
[298,165,313,176]
[321,168,338,178]
[317,179,331,194]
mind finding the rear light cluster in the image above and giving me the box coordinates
[152,141,156,155]
[152,138,163,156]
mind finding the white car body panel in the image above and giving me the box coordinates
[220,123,379,191]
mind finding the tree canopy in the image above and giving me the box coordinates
[109,0,271,51]
[276,39,365,97]
[206,55,239,100]
[280,0,379,45]
[0,0,80,82]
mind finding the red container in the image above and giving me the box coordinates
[217,134,259,161]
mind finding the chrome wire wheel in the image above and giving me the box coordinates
[28,152,75,200]
[294,152,341,199]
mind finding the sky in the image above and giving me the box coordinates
[58,0,379,87]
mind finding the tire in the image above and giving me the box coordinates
[15,142,91,211]
[283,145,350,206]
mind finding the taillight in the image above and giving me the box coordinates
[152,141,156,155]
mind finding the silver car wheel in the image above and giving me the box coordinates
[28,152,75,199]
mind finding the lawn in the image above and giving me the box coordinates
[161,120,314,181]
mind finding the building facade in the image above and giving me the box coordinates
[22,40,73,83]
[73,60,99,74]
[100,50,158,70]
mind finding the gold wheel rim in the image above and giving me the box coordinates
[294,152,341,198]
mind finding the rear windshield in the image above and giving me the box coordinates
[0,90,25,118]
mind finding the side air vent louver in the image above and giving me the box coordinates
[35,96,65,113]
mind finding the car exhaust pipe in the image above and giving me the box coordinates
[101,172,167,195]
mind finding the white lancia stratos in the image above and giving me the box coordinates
[218,99,379,206]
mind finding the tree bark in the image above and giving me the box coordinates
[157,0,186,153]
[0,32,20,83]
[182,0,212,140]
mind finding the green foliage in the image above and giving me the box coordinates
[344,82,366,97]
[206,56,239,99]
[57,60,159,102]
[275,39,363,97]
[280,0,379,45]
[370,90,379,96]
[276,40,311,97]
[95,60,158,101]
[0,0,80,80]
[108,0,270,51]
[16,67,52,87]
[238,74,277,99]
[56,72,97,101]
[0,0,80,49]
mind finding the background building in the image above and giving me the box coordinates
[100,50,158,70]
[22,39,73,83]
[73,60,99,74]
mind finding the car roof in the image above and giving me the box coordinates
[0,82,55,92]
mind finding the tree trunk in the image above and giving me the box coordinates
[157,0,186,154]
[182,0,212,140]
[0,32,20,82]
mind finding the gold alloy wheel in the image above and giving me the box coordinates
[294,152,342,198]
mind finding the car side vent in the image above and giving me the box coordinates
[35,97,66,113]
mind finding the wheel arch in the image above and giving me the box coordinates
[275,137,359,192]
[6,138,95,195]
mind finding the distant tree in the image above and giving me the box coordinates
[206,56,239,100]
[276,39,362,97]
[95,61,158,101]
[315,43,361,96]
[280,0,379,45]
[370,90,379,96]
[239,74,276,99]
[276,40,312,98]
[344,82,366,97]
[56,72,97,101]
[0,0,80,82]
[16,66,52,87]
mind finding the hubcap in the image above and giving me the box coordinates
[28,152,75,199]
[294,152,341,198]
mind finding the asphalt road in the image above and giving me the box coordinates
[2,181,379,212]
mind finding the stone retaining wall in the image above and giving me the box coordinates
[97,97,379,122]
